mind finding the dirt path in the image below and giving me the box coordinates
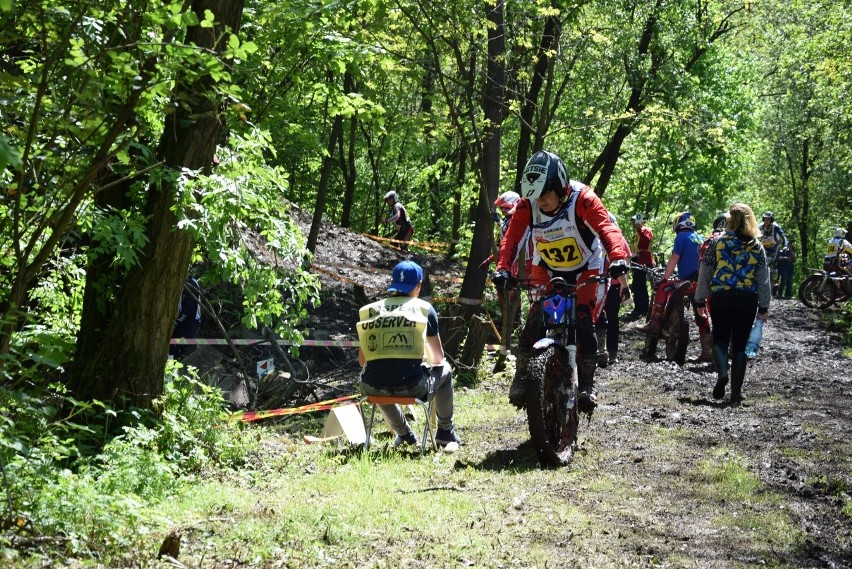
[297,213,850,567]
[541,298,852,567]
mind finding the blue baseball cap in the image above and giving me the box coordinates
[388,260,423,294]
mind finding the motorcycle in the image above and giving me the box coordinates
[508,275,605,467]
[799,267,852,309]
[634,264,691,365]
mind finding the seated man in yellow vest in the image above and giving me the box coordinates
[357,260,461,449]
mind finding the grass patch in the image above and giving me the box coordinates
[695,449,805,560]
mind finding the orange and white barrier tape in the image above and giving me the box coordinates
[170,338,360,348]
[314,261,462,284]
[229,395,360,422]
[310,264,365,288]
[362,233,450,253]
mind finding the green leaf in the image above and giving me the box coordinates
[0,134,22,171]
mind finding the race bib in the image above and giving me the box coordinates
[536,237,583,269]
[761,238,775,248]
[826,243,839,254]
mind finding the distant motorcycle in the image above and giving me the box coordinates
[799,270,852,309]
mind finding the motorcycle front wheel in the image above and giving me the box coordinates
[525,346,578,467]
[799,275,837,309]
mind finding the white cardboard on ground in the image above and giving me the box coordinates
[321,404,366,445]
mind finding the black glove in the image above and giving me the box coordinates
[608,259,629,278]
[491,269,511,289]
[491,212,501,223]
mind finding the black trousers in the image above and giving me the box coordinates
[708,291,758,354]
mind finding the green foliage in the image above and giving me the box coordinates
[0,368,255,561]
[173,127,321,346]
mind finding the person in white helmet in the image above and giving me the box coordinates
[383,191,414,251]
[492,150,630,415]
[479,191,529,275]
[824,227,852,274]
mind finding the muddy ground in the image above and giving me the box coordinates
[289,208,851,568]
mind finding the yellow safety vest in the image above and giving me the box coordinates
[357,296,430,362]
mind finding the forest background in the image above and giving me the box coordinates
[1,0,851,565]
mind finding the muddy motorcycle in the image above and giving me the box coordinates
[634,264,691,365]
[510,276,601,467]
[799,269,852,309]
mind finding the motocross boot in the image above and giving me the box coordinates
[711,344,729,400]
[696,331,713,363]
[595,327,609,368]
[608,349,619,365]
[508,352,529,408]
[638,302,665,361]
[729,352,747,404]
[636,301,664,334]
[577,357,599,415]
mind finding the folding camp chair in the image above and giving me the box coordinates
[362,395,436,456]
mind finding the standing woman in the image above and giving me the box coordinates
[694,203,771,404]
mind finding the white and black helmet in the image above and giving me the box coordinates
[631,213,645,225]
[835,227,847,239]
[383,191,398,202]
[519,150,569,200]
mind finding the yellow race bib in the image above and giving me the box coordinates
[536,237,583,269]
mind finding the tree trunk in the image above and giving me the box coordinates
[459,314,490,370]
[307,110,344,253]
[457,0,505,320]
[70,0,245,408]
[514,5,561,191]
[339,71,356,228]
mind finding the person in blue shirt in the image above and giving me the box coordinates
[357,260,461,449]
[170,275,202,359]
[640,212,712,362]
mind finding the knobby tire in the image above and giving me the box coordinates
[663,295,689,365]
[525,346,578,467]
[799,276,837,309]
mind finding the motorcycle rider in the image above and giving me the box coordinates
[824,227,852,274]
[383,191,414,251]
[491,150,630,414]
[596,212,632,367]
[478,191,527,274]
[639,212,712,362]
[760,211,788,292]
[775,242,795,298]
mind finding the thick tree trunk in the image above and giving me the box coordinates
[458,0,505,320]
[70,0,245,408]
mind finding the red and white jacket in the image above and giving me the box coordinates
[496,180,629,278]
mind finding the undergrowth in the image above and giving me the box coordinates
[0,365,256,565]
